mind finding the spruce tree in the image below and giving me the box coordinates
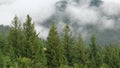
[104,45,120,68]
[88,35,103,68]
[7,16,23,58]
[62,24,74,65]
[23,15,40,59]
[34,39,46,67]
[46,23,66,68]
[73,33,88,66]
[89,36,97,59]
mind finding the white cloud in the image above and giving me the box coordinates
[0,0,59,25]
[35,25,49,39]
[66,0,120,29]
[101,17,115,29]
[101,1,120,16]
[102,0,120,4]
[0,0,60,38]
[1,0,120,39]
[66,4,99,25]
[0,0,15,5]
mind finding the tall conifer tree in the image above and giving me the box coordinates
[7,16,23,58]
[73,34,88,66]
[62,24,74,65]
[46,23,66,68]
[88,35,103,68]
[23,15,41,59]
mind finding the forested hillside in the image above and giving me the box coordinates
[0,25,10,38]
[0,15,120,68]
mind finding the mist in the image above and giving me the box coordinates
[0,0,120,44]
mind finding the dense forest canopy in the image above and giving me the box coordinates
[0,15,120,68]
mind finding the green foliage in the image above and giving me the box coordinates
[19,57,32,68]
[89,35,98,59]
[73,34,88,66]
[88,35,104,68]
[73,63,79,68]
[104,45,120,68]
[62,24,74,65]
[7,16,23,58]
[46,23,66,68]
[0,25,10,38]
[22,15,46,67]
[0,50,4,67]
[34,39,47,67]
[23,15,39,58]
[0,15,120,68]
[100,63,110,68]
[0,34,6,54]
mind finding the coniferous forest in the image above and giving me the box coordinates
[0,15,120,68]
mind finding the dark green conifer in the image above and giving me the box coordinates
[46,23,66,68]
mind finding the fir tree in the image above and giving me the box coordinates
[104,45,120,68]
[23,15,40,59]
[73,33,88,66]
[88,35,103,68]
[7,16,23,58]
[46,23,66,68]
[62,24,74,65]
[34,39,47,67]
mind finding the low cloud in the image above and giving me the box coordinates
[0,0,120,39]
[101,17,115,29]
[35,25,49,39]
[64,0,120,30]
[0,0,15,5]
[101,2,120,16]
[66,5,99,25]
[0,0,59,25]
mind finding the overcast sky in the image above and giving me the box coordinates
[0,0,120,39]
[0,0,119,25]
[0,0,60,25]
